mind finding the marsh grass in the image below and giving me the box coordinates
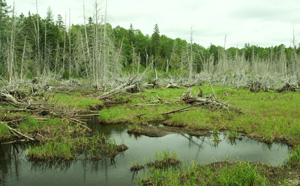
[27,139,75,161]
[99,85,300,146]
[27,133,127,161]
[147,150,180,169]
[138,161,269,186]
[130,159,144,172]
[218,162,268,186]
[286,146,300,168]
[52,92,102,109]
[19,117,40,132]
[0,123,11,140]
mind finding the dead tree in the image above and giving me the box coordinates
[188,26,193,84]
[7,3,15,84]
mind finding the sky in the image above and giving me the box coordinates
[6,0,300,48]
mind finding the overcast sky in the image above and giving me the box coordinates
[6,0,300,48]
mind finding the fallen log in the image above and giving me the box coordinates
[1,139,28,145]
[7,125,34,141]
[0,92,20,105]
[99,84,139,100]
[162,106,198,115]
[67,118,92,132]
[166,82,180,89]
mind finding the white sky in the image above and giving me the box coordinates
[6,0,300,48]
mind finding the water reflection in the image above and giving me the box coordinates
[0,124,290,186]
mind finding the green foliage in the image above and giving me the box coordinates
[151,24,161,58]
[218,162,268,186]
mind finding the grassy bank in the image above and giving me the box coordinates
[98,85,300,146]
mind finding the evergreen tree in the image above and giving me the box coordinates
[0,0,9,53]
[151,24,161,68]
[128,23,134,45]
[151,24,160,57]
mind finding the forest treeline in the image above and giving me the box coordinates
[0,0,299,85]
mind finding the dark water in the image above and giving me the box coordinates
[0,124,289,186]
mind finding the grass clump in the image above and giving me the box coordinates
[0,123,11,140]
[27,139,75,161]
[27,133,128,162]
[130,159,144,172]
[218,162,268,186]
[286,146,300,168]
[138,161,270,186]
[147,150,179,169]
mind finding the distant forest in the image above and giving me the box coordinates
[0,0,299,85]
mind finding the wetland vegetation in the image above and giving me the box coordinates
[1,0,300,185]
[1,82,300,185]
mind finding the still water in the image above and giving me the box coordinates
[0,124,289,186]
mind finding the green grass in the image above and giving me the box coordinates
[19,117,40,131]
[18,115,70,133]
[27,133,126,161]
[138,161,270,186]
[27,138,75,161]
[218,162,268,186]
[0,123,11,140]
[99,85,300,146]
[286,146,300,168]
[52,92,102,109]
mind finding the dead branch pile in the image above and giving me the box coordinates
[0,87,94,145]
[276,84,297,93]
[182,94,241,113]
[163,89,242,115]
[248,81,269,92]
[166,82,181,89]
[99,76,143,100]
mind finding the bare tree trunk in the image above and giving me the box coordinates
[102,0,108,85]
[131,44,136,74]
[68,9,72,79]
[62,14,67,73]
[79,32,89,77]
[137,53,140,74]
[21,36,27,80]
[83,0,91,83]
[54,40,59,74]
[36,0,40,77]
[43,20,48,75]
[145,50,149,68]
[188,26,193,84]
[166,59,169,73]
[7,2,15,84]
[95,1,100,85]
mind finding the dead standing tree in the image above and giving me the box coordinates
[7,2,15,84]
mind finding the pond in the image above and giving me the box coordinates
[0,123,289,186]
